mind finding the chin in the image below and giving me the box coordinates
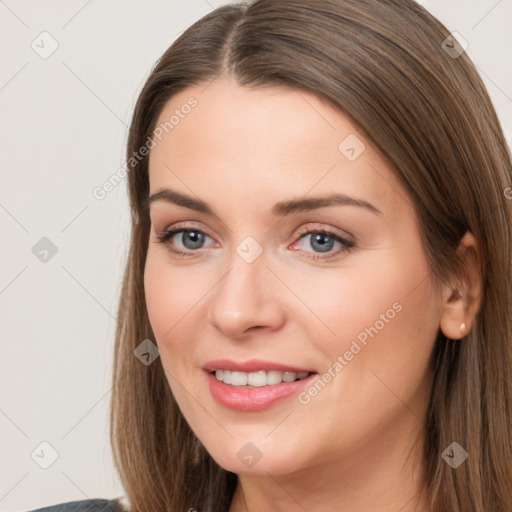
[202,437,306,476]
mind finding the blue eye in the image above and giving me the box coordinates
[293,229,355,261]
[155,226,355,261]
[156,228,212,256]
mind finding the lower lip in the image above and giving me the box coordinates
[206,371,317,411]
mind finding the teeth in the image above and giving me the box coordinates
[214,369,311,387]
[231,371,248,386]
[282,372,296,383]
[267,370,283,385]
[248,371,267,387]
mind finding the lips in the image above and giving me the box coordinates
[203,359,318,411]
[203,358,315,374]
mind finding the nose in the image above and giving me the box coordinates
[207,249,286,339]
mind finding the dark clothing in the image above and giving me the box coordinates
[28,499,123,512]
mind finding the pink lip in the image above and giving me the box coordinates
[203,359,314,373]
[203,360,318,412]
[206,373,317,411]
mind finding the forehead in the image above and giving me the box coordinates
[151,77,357,163]
[148,77,409,220]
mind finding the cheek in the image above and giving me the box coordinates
[143,254,202,356]
[284,256,415,349]
[306,248,439,412]
[276,252,438,461]
[144,255,206,414]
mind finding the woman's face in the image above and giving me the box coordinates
[144,77,441,476]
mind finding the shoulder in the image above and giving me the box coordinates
[27,498,125,512]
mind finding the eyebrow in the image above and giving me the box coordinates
[144,187,381,216]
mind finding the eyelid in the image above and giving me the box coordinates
[158,221,353,242]
[155,221,217,249]
[158,220,215,240]
[289,223,355,261]
[294,222,354,242]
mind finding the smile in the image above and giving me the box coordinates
[213,369,311,387]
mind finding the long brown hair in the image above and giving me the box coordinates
[109,1,512,511]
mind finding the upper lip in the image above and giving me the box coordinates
[203,359,315,374]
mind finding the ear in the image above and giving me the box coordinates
[439,231,483,340]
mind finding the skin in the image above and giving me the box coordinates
[144,77,481,511]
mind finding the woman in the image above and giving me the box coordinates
[30,0,512,511]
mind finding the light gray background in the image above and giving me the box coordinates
[1,1,511,511]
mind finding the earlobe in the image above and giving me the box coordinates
[438,232,482,340]
[439,287,470,340]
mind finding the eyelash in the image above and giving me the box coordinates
[155,224,355,261]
